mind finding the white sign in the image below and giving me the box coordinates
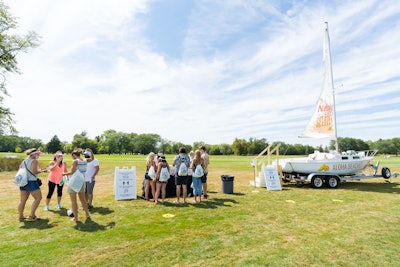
[114,166,136,200]
[262,165,282,191]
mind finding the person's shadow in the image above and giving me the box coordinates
[19,218,54,230]
[74,218,115,232]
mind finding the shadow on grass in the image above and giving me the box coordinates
[48,206,114,217]
[89,206,114,215]
[340,180,400,194]
[178,197,239,209]
[19,218,55,230]
[282,180,400,194]
[74,218,116,232]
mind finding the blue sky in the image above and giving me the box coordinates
[4,0,400,147]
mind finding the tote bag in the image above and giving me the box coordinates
[14,168,28,187]
[67,170,85,192]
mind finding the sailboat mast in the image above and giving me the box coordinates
[325,22,339,152]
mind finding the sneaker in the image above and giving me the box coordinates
[44,205,50,211]
[56,204,62,209]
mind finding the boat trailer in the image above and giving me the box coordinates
[283,162,394,189]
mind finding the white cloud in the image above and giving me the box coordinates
[3,0,400,148]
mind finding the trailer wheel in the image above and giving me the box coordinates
[325,176,340,188]
[382,167,391,179]
[311,176,324,188]
[282,174,292,183]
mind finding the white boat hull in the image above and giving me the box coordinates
[275,151,374,176]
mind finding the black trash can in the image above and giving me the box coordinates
[221,175,234,194]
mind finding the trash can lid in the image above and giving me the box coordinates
[221,175,234,181]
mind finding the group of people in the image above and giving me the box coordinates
[144,146,210,204]
[17,145,208,222]
[17,147,99,222]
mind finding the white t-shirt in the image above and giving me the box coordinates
[85,158,99,182]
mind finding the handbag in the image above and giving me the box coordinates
[14,167,28,187]
[23,161,43,187]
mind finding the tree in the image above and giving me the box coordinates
[124,133,138,154]
[372,139,396,155]
[46,135,62,153]
[0,2,39,135]
[219,143,233,155]
[247,137,268,155]
[71,131,90,150]
[232,138,247,155]
[135,133,161,155]
[330,137,369,152]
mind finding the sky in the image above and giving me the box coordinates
[3,0,400,147]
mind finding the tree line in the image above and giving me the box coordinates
[0,130,399,156]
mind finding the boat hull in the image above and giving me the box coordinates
[276,152,373,176]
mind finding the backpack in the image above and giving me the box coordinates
[159,167,170,182]
[177,156,188,176]
[193,164,204,178]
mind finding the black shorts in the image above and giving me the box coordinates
[144,173,152,180]
[175,176,188,185]
[201,172,208,183]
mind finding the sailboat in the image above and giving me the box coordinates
[274,23,391,188]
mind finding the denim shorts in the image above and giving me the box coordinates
[20,180,40,192]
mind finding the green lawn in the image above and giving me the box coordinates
[1,153,399,266]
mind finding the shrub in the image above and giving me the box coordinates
[0,157,23,171]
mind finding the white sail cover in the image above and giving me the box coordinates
[300,24,336,139]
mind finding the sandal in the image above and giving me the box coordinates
[28,215,42,221]
[19,217,26,222]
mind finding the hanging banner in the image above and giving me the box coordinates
[262,165,282,191]
[114,166,136,200]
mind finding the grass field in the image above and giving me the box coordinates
[1,153,400,266]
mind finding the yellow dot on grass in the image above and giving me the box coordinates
[224,202,234,206]
[252,190,260,193]
[162,214,175,218]
[285,200,296,203]
[332,199,343,202]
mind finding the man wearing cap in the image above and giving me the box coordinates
[84,148,99,209]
